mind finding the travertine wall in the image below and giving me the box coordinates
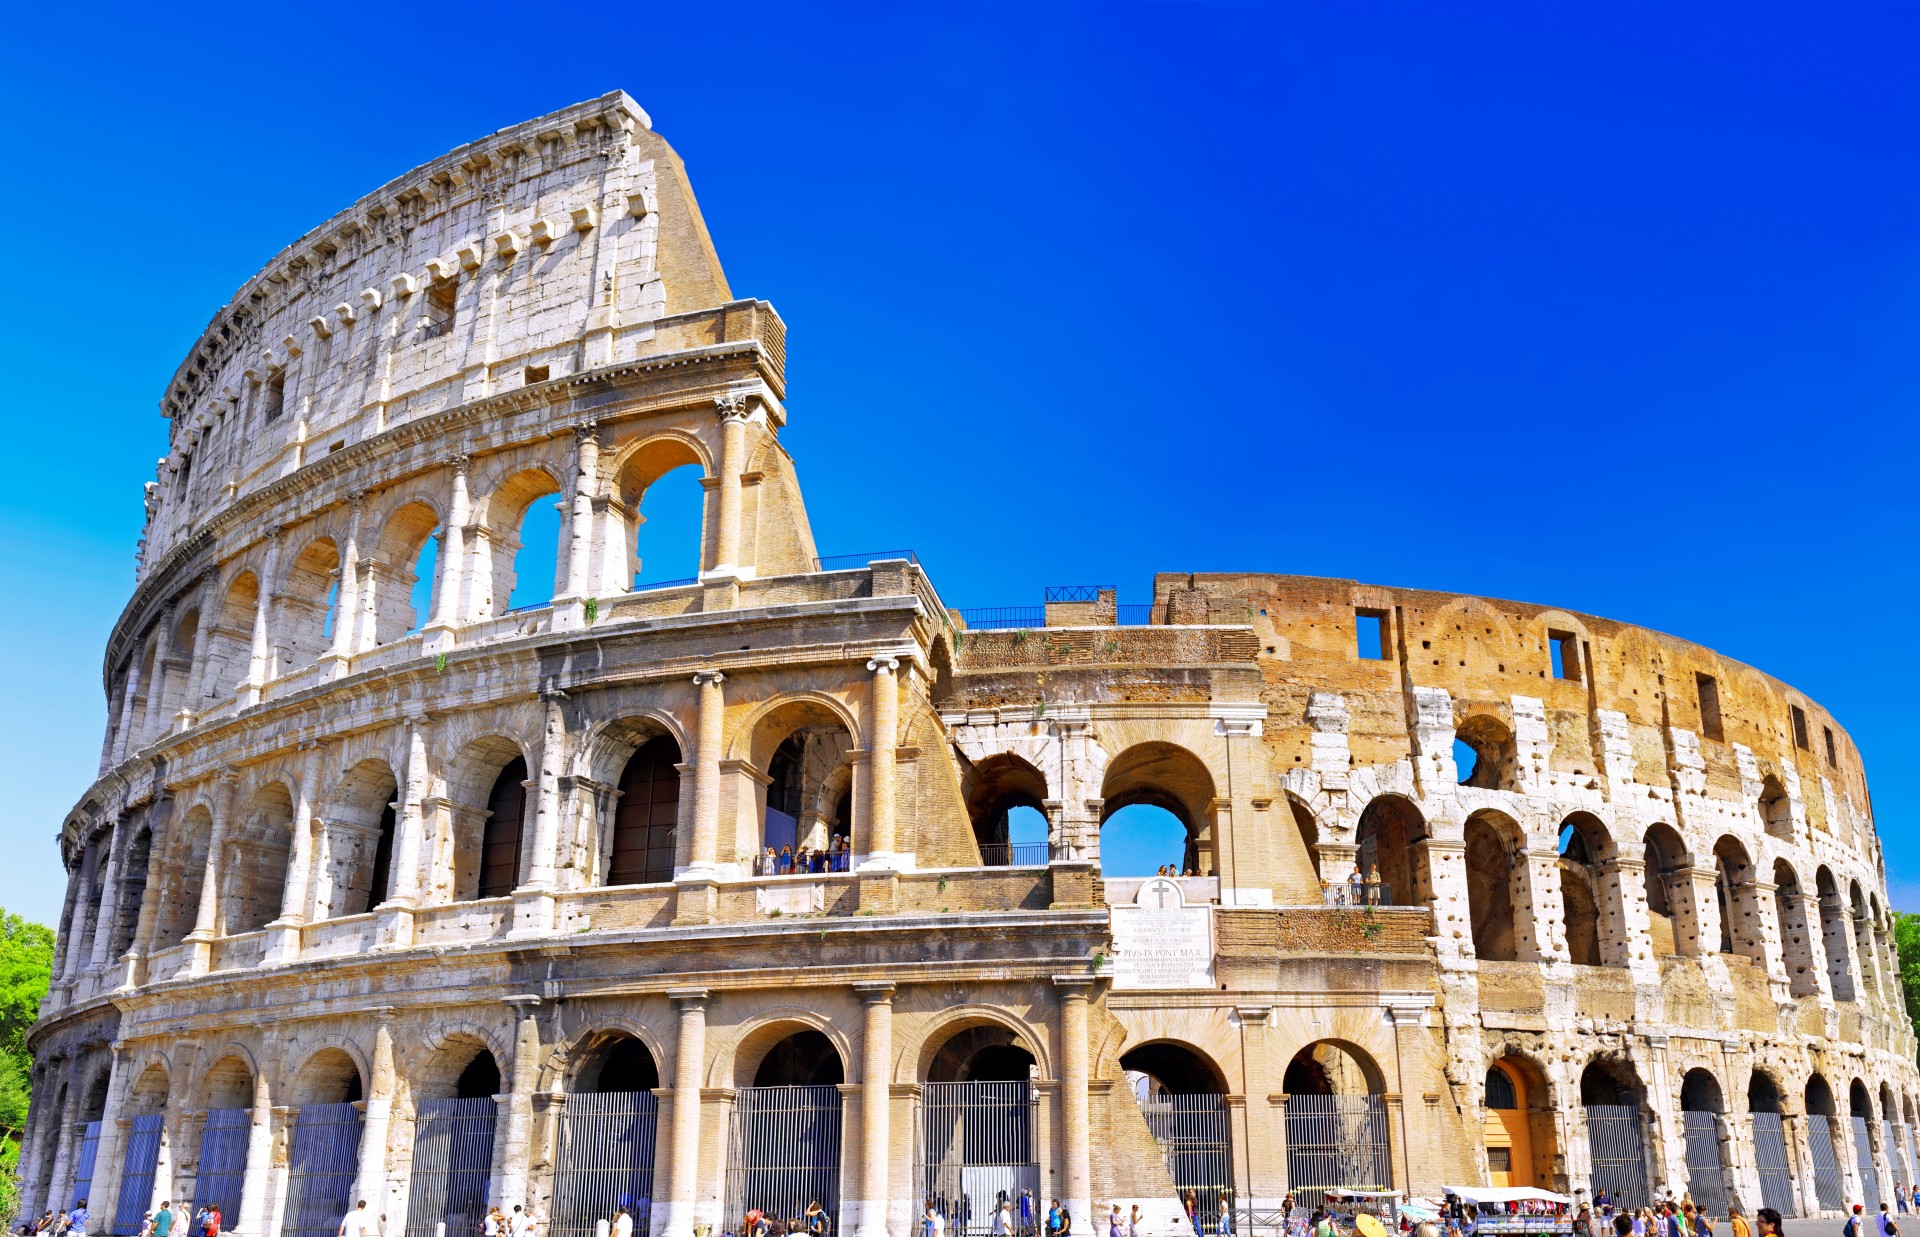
[23,94,1917,1237]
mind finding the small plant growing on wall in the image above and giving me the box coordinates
[584,597,599,625]
[435,652,448,673]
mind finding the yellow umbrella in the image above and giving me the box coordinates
[1356,1214,1391,1237]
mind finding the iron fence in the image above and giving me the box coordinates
[111,1114,164,1236]
[552,1092,661,1237]
[916,1082,1038,1237]
[723,1085,843,1230]
[71,1120,100,1209]
[957,608,1044,631]
[283,1103,365,1237]
[1319,883,1395,908]
[1750,1112,1797,1216]
[977,844,1049,867]
[1584,1106,1649,1210]
[1885,1121,1910,1197]
[195,1108,251,1225]
[1141,1093,1235,1232]
[1115,605,1157,626]
[816,551,918,573]
[1852,1116,1882,1210]
[405,1097,498,1237]
[1681,1112,1728,1217]
[1283,1095,1391,1193]
[1806,1115,1845,1211]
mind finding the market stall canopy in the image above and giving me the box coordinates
[1441,1188,1574,1206]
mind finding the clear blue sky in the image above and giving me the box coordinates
[1,2,1914,926]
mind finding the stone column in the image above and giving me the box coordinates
[422,459,471,654]
[48,874,82,995]
[235,1053,276,1237]
[83,1045,128,1237]
[322,495,365,676]
[555,423,600,624]
[86,823,129,972]
[1601,856,1662,984]
[855,983,895,1237]
[351,1020,396,1211]
[708,395,751,577]
[511,698,567,935]
[687,673,725,873]
[1237,1006,1285,1210]
[62,840,103,983]
[1054,977,1093,1235]
[240,533,283,707]
[491,997,543,1208]
[860,657,900,868]
[111,654,145,766]
[1678,865,1720,959]
[140,611,177,748]
[661,989,709,1237]
[179,576,219,724]
[36,1070,84,1217]
[184,776,240,976]
[265,746,321,964]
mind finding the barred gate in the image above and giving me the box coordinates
[1141,1093,1234,1232]
[111,1114,164,1236]
[1584,1106,1649,1210]
[1805,1115,1845,1212]
[916,1082,1038,1236]
[283,1103,365,1237]
[196,1108,251,1224]
[1681,1113,1728,1217]
[1749,1113,1796,1217]
[1884,1121,1910,1195]
[723,1085,843,1228]
[1851,1117,1881,1211]
[71,1120,101,1208]
[1283,1096,1391,1193]
[1908,1126,1920,1196]
[405,1098,497,1237]
[552,1093,660,1237]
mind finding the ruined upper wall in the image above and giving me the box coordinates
[140,91,740,572]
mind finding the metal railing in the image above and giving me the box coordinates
[1751,1111,1797,1216]
[978,844,1050,867]
[1141,1093,1235,1228]
[815,550,917,572]
[195,1107,251,1226]
[1282,1095,1391,1193]
[111,1114,163,1236]
[1044,585,1105,602]
[1681,1111,1728,1216]
[1807,1114,1845,1211]
[1585,1105,1650,1209]
[283,1104,365,1237]
[1853,1115,1882,1210]
[420,317,453,340]
[405,1097,497,1237]
[633,576,698,591]
[1116,604,1157,626]
[957,607,1044,630]
[916,1082,1039,1237]
[70,1120,100,1210]
[1320,882,1396,908]
[552,1092,661,1237]
[723,1084,843,1230]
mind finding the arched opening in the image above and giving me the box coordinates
[1100,743,1215,878]
[1352,795,1429,908]
[1581,1059,1649,1208]
[1805,1074,1846,1212]
[406,1042,501,1237]
[963,754,1050,867]
[201,572,259,704]
[71,1068,110,1209]
[480,758,529,898]
[279,537,341,672]
[476,469,563,616]
[555,1034,662,1237]
[1282,1042,1390,1192]
[112,1065,170,1236]
[609,736,682,887]
[1121,1043,1233,1226]
[1758,775,1793,841]
[1557,813,1609,966]
[219,783,295,936]
[196,1058,254,1227]
[1678,1070,1730,1215]
[109,825,149,958]
[1851,884,1882,999]
[726,1030,846,1226]
[1482,1056,1555,1189]
[325,761,399,918]
[1714,836,1764,962]
[1642,824,1690,957]
[1455,714,1517,790]
[368,502,441,644]
[1464,811,1524,962]
[1816,868,1856,1001]
[746,703,856,875]
[1882,1083,1912,1196]
[1290,799,1320,881]
[151,608,199,729]
[286,1050,366,1237]
[1850,1079,1885,1210]
[611,438,706,590]
[1773,862,1820,997]
[154,805,213,949]
[921,1025,1040,1224]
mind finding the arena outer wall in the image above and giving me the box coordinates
[22,91,1918,1237]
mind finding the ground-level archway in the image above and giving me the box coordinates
[404,1040,501,1237]
[1482,1056,1555,1189]
[1282,1042,1391,1193]
[725,1030,846,1228]
[920,1023,1040,1234]
[1805,1074,1847,1212]
[1122,1042,1234,1230]
[1678,1069,1730,1215]
[1747,1070,1799,1217]
[554,1033,663,1237]
[1580,1059,1649,1209]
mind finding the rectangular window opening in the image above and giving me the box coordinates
[1549,630,1580,682]
[1696,673,1723,741]
[1791,705,1809,751]
[263,372,286,423]
[423,280,456,338]
[524,364,550,385]
[1355,609,1388,661]
[1824,726,1836,767]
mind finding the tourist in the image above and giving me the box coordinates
[1313,1210,1335,1237]
[1020,1191,1035,1237]
[1129,1206,1144,1237]
[1596,1192,1612,1219]
[926,1204,946,1237]
[805,1201,827,1236]
[993,1202,1014,1237]
[1046,1202,1063,1237]
[1879,1203,1900,1237]
[611,1206,633,1237]
[1754,1209,1782,1237]
[1614,1217,1634,1237]
[67,1204,87,1236]
[152,1202,176,1237]
[1725,1207,1747,1237]
[200,1204,221,1237]
[1218,1199,1233,1236]
[1693,1203,1712,1237]
[1183,1192,1198,1235]
[1108,1207,1123,1237]
[1849,1205,1867,1237]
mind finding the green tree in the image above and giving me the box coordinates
[0,910,54,1223]
[1895,912,1920,1062]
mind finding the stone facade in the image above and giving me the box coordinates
[23,91,1919,1237]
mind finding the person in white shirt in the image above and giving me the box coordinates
[613,1209,634,1237]
[339,1203,373,1237]
[994,1204,1015,1237]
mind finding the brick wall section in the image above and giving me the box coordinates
[1217,908,1434,955]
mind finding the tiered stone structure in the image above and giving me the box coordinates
[23,92,1918,1237]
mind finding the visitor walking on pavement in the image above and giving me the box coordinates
[338,1202,373,1237]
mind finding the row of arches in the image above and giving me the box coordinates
[962,745,1220,875]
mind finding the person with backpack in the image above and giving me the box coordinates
[1877,1203,1899,1237]
[1846,1204,1866,1237]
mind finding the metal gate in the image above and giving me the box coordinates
[111,1114,164,1236]
[283,1103,364,1237]
[405,1098,497,1237]
[71,1120,101,1208]
[1584,1105,1649,1210]
[1141,1092,1234,1231]
[552,1092,660,1237]
[1885,1122,1910,1196]
[916,1082,1038,1236]
[1806,1115,1845,1211]
[1283,1095,1391,1192]
[196,1108,251,1225]
[723,1085,843,1229]
[1682,1112,1728,1217]
[1851,1116,1881,1211]
[1750,1113,1796,1217]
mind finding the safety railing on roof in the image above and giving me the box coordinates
[814,550,918,572]
[956,603,1160,629]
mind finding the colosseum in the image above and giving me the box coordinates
[21,90,1918,1237]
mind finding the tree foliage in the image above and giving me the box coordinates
[1895,912,1920,1062]
[0,910,54,1221]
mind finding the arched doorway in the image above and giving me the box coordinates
[1580,1060,1649,1208]
[1352,796,1428,908]
[918,1025,1040,1233]
[1678,1069,1729,1215]
[1804,1075,1846,1212]
[1464,811,1524,961]
[725,1030,846,1227]
[1100,743,1215,878]
[195,1057,254,1228]
[1747,1071,1798,1217]
[284,1049,366,1237]
[404,1042,500,1237]
[112,1063,170,1237]
[1556,814,1611,967]
[1481,1057,1554,1188]
[608,736,682,886]
[1122,1043,1234,1230]
[554,1034,663,1237]
[1281,1042,1390,1192]
[963,755,1050,867]
[746,703,856,873]
[1643,825,1690,957]
[1850,1080,1883,1210]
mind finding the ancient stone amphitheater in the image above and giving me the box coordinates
[22,91,1918,1237]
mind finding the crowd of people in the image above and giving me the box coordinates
[753,839,851,876]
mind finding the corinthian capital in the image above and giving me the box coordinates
[714,393,754,422]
